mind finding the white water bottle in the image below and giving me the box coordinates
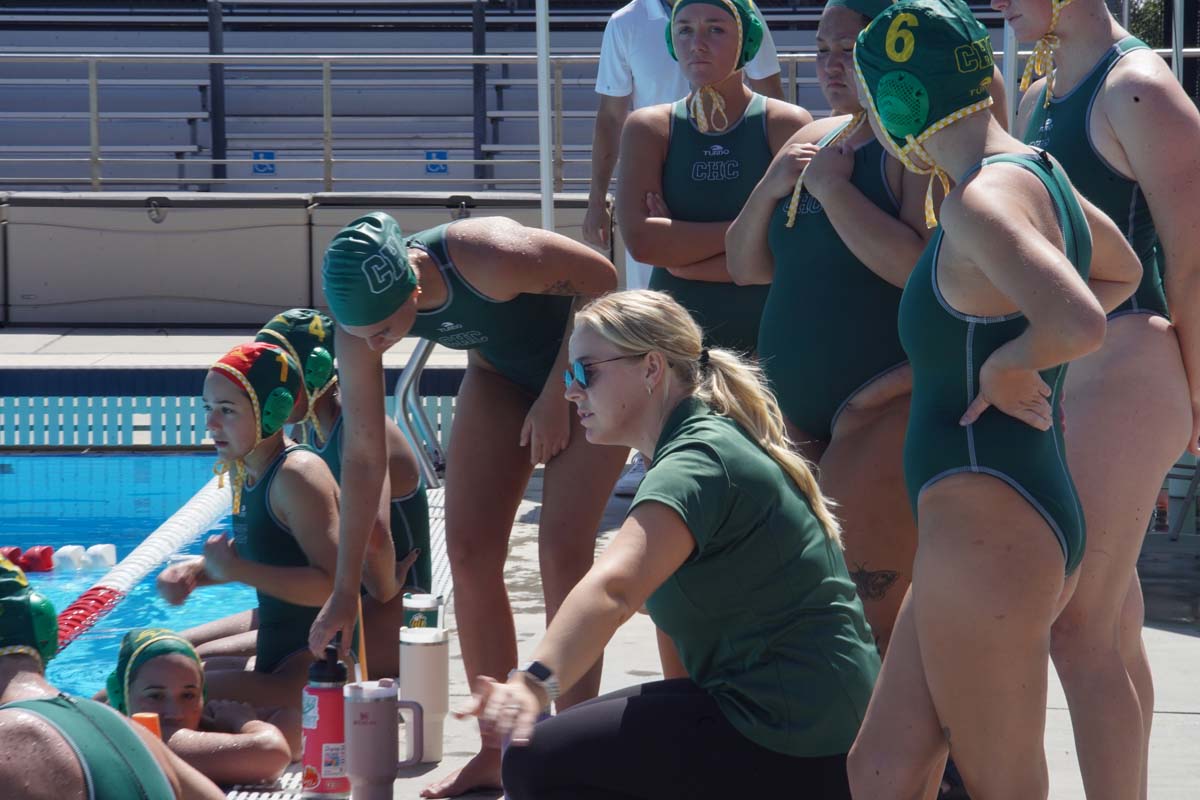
[398,626,449,763]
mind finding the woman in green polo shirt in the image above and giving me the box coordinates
[465,290,879,799]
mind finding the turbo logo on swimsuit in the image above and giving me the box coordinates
[692,145,741,181]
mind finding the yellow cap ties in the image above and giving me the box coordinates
[785,111,866,228]
[1019,0,1075,107]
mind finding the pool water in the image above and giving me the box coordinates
[0,454,256,696]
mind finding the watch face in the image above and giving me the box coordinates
[524,661,552,682]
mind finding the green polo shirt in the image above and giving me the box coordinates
[632,397,880,757]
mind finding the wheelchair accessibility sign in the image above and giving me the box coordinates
[252,151,276,175]
[425,150,449,174]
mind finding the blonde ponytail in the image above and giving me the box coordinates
[577,290,841,544]
[697,349,841,544]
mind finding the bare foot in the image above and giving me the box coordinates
[420,748,503,798]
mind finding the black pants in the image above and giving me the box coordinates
[502,678,852,800]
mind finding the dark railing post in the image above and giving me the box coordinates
[207,0,228,187]
[472,0,489,182]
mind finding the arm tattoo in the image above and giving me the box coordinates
[543,279,581,295]
[849,563,900,602]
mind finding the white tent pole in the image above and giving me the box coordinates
[1003,22,1019,133]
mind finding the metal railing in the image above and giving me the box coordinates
[0,44,1197,192]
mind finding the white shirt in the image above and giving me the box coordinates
[595,0,781,109]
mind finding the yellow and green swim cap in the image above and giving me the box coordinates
[322,212,417,328]
[0,555,59,668]
[853,0,995,225]
[105,628,204,715]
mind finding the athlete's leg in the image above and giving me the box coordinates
[847,590,947,800]
[421,363,535,798]
[180,609,258,655]
[822,387,914,655]
[203,648,311,710]
[1052,316,1189,800]
[538,420,628,707]
[915,475,1067,799]
[1121,576,1154,800]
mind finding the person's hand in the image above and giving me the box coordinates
[156,559,205,605]
[644,192,672,220]
[308,589,359,659]
[520,390,571,466]
[583,199,612,250]
[203,699,258,733]
[760,141,821,200]
[201,535,240,582]
[802,142,855,202]
[961,353,1053,431]
[454,675,543,747]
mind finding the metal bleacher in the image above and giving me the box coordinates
[0,1,833,192]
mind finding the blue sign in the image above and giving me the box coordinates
[425,150,449,174]
[252,151,276,175]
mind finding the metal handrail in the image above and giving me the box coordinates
[0,47,1197,191]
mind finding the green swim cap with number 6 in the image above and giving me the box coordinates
[854,0,994,149]
[322,212,418,327]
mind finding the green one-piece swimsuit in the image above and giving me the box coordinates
[654,93,774,354]
[1023,37,1167,319]
[760,121,907,440]
[900,151,1092,574]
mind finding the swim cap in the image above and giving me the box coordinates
[826,0,894,20]
[1019,0,1076,106]
[257,309,337,400]
[209,341,302,514]
[105,628,204,715]
[666,0,765,132]
[257,308,338,443]
[322,212,417,328]
[854,0,995,226]
[666,0,764,70]
[0,555,58,669]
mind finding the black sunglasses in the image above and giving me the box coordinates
[563,353,648,389]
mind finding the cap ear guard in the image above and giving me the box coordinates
[261,386,296,437]
[304,347,335,396]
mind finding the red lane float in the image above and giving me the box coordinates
[54,475,231,653]
[18,545,54,573]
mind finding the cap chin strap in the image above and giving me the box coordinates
[785,111,866,228]
[854,55,993,228]
[689,86,731,133]
[210,362,264,517]
[0,645,43,670]
[1019,0,1076,107]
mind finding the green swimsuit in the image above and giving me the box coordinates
[406,223,572,396]
[1023,37,1167,319]
[655,93,774,354]
[234,444,321,673]
[760,123,907,440]
[900,152,1091,574]
[0,695,175,800]
[309,414,432,592]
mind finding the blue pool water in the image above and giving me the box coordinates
[0,454,256,696]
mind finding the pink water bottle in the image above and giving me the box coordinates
[302,644,350,798]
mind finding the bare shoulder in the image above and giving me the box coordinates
[944,160,1055,242]
[1103,48,1195,121]
[275,447,338,500]
[801,114,860,145]
[625,103,673,138]
[765,98,813,129]
[0,708,87,800]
